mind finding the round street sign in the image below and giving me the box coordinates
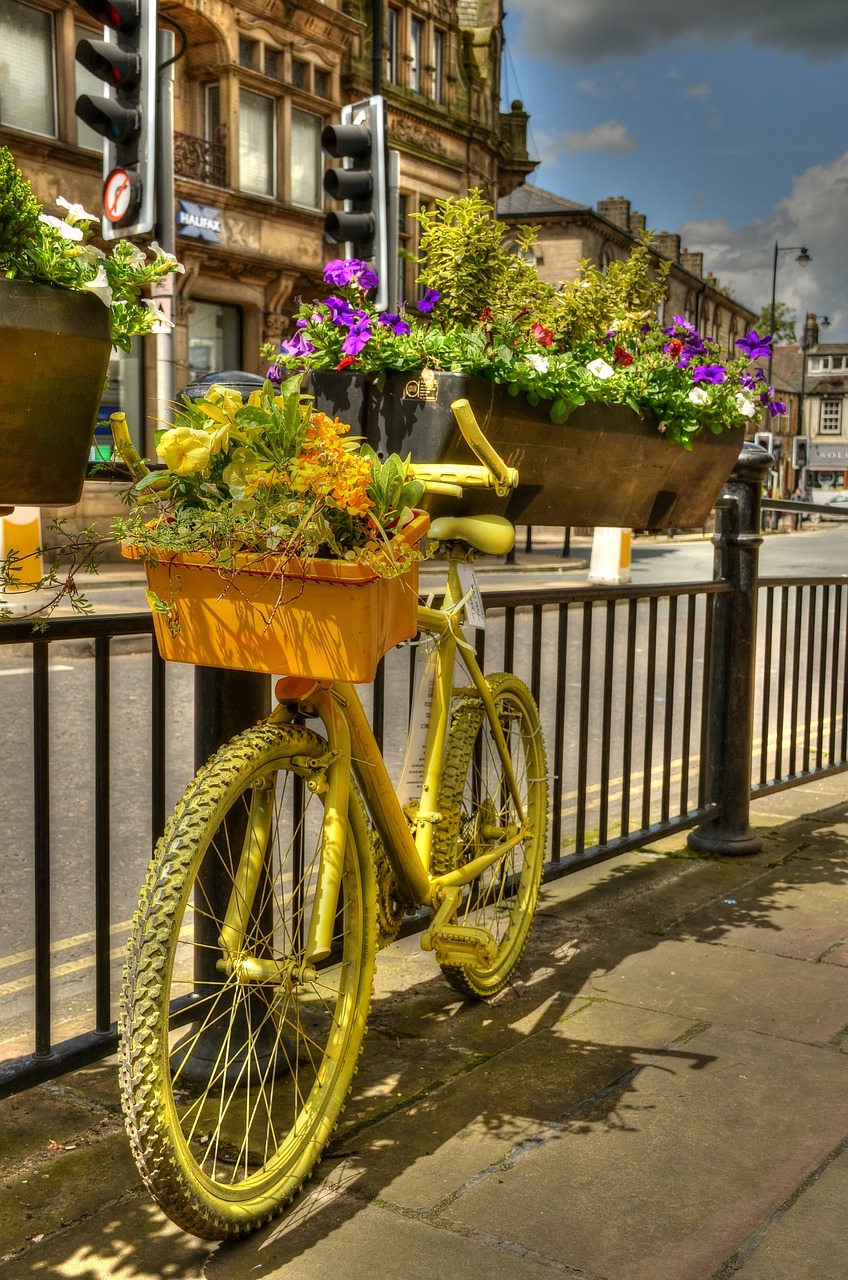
[103,168,137,225]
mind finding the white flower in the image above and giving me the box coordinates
[82,266,113,307]
[38,213,83,241]
[526,353,549,374]
[735,392,757,419]
[115,241,148,270]
[688,387,710,406]
[56,196,99,224]
[150,241,186,274]
[76,244,107,268]
[144,299,174,332]
[586,358,614,380]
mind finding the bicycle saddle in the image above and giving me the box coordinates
[427,514,516,557]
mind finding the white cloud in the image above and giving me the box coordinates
[510,0,848,62]
[562,120,638,154]
[576,79,601,96]
[678,151,848,339]
[685,82,711,99]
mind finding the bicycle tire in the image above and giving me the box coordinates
[119,719,375,1240]
[433,673,547,999]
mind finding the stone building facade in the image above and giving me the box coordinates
[1,0,533,457]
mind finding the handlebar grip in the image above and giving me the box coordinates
[410,462,518,492]
[450,398,515,494]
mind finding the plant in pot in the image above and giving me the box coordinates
[109,374,428,682]
[0,145,184,509]
[265,190,783,529]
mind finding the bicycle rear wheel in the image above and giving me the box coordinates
[434,673,547,999]
[120,719,375,1239]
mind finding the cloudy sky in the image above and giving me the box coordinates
[502,0,848,341]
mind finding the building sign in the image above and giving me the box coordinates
[809,441,848,469]
[177,200,222,242]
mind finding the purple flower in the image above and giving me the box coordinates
[736,330,773,361]
[358,266,380,292]
[378,311,411,336]
[266,365,283,384]
[279,331,315,359]
[768,399,787,417]
[416,288,440,314]
[341,319,372,356]
[323,259,361,287]
[324,295,357,326]
[692,364,726,385]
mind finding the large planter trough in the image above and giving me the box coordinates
[310,369,744,530]
[0,278,112,507]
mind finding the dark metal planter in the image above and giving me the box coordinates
[311,369,744,529]
[0,278,112,506]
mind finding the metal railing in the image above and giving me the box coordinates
[4,447,848,1093]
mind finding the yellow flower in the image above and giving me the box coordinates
[156,426,212,476]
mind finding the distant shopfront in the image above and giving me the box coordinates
[807,441,848,495]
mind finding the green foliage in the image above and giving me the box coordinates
[0,147,41,259]
[0,145,183,351]
[756,300,796,343]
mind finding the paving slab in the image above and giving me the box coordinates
[444,1024,848,1280]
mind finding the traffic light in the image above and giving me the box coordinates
[322,96,392,309]
[792,435,810,470]
[753,432,774,457]
[75,0,157,240]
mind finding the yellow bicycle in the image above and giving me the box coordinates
[118,401,549,1238]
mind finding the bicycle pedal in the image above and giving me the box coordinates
[428,924,498,968]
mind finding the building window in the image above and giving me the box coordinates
[188,301,243,383]
[0,0,55,136]
[291,58,310,91]
[410,17,423,92]
[239,88,275,195]
[239,37,259,70]
[205,83,220,142]
[264,48,282,80]
[385,6,400,84]
[432,28,445,104]
[290,108,321,209]
[821,399,843,434]
[314,68,331,100]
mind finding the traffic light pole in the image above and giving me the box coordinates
[154,27,176,427]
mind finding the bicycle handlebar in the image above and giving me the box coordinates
[450,399,516,495]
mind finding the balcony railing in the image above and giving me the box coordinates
[173,127,227,187]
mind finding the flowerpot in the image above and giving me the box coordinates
[122,512,429,683]
[311,370,744,530]
[0,278,112,507]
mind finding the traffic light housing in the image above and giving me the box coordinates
[75,0,157,239]
[753,432,775,457]
[792,435,810,470]
[322,96,392,309]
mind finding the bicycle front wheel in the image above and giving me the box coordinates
[120,719,375,1240]
[434,673,548,999]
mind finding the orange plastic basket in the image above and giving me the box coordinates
[122,512,429,683]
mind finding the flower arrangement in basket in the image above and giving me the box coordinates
[111,375,428,682]
[265,189,784,450]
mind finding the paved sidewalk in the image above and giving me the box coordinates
[3,776,848,1279]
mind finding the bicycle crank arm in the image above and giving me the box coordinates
[425,923,499,969]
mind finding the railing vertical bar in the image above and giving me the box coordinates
[829,585,841,764]
[574,602,593,853]
[789,585,803,777]
[698,593,716,810]
[817,585,830,769]
[94,637,112,1034]
[620,600,638,837]
[530,604,543,705]
[372,658,385,754]
[598,600,616,845]
[759,587,774,785]
[550,602,569,865]
[841,586,848,763]
[641,597,658,830]
[32,641,52,1058]
[679,594,697,814]
[774,587,789,783]
[803,585,817,774]
[150,644,167,843]
[504,606,515,673]
[661,596,677,822]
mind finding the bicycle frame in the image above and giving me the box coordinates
[259,547,531,965]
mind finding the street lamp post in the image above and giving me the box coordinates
[768,241,811,386]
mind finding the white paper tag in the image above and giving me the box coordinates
[395,637,438,805]
[457,562,486,630]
